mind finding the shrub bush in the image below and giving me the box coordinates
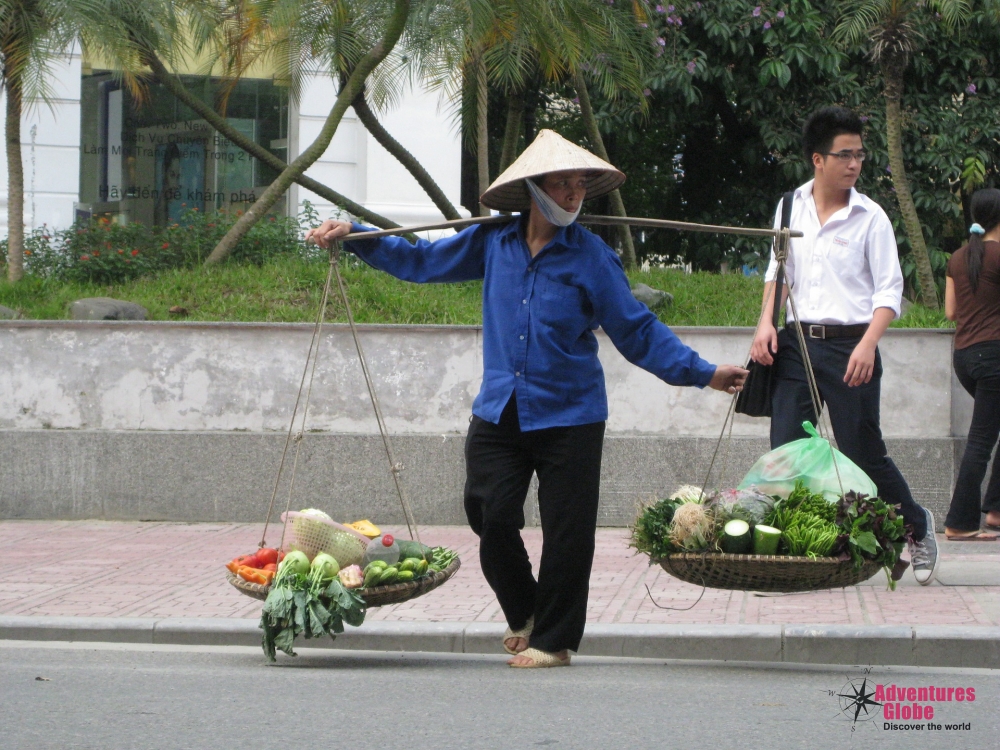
[1,203,322,284]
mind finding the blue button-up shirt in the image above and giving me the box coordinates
[346,218,716,430]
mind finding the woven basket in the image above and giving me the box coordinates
[226,557,462,607]
[657,553,882,593]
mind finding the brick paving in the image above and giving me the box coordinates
[4,520,999,627]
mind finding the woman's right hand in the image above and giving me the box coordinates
[304,220,353,249]
[750,322,777,365]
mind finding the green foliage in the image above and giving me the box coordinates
[521,0,1000,299]
[1,206,311,286]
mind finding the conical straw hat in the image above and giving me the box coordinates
[480,129,625,212]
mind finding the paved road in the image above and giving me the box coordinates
[3,642,997,750]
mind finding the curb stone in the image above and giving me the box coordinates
[2,616,999,668]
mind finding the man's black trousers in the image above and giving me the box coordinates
[463,394,605,653]
[770,327,928,540]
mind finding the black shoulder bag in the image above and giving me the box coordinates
[734,190,793,418]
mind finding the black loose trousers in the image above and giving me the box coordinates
[463,394,605,653]
[769,327,928,540]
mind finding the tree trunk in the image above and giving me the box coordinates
[498,87,524,172]
[206,0,410,265]
[474,57,490,216]
[573,71,636,270]
[5,73,24,282]
[352,91,460,220]
[883,64,938,309]
[146,53,399,230]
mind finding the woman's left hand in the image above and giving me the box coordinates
[708,365,749,394]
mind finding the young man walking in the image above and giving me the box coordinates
[750,106,939,584]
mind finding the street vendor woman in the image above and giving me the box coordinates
[306,130,747,668]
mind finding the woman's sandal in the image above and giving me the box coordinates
[502,616,534,656]
[945,530,998,541]
[508,647,571,668]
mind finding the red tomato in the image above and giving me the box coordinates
[256,548,279,566]
[263,563,277,572]
[238,553,262,569]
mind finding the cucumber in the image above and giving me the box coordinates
[377,567,399,585]
[753,524,782,556]
[399,558,421,573]
[719,519,752,554]
[397,540,435,561]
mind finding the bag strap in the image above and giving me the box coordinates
[770,190,794,329]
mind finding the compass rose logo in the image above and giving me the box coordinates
[837,677,883,724]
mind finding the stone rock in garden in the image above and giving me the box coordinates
[631,283,673,310]
[0,304,19,319]
[70,297,148,321]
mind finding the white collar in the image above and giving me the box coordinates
[796,179,871,215]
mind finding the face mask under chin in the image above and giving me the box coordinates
[524,178,582,227]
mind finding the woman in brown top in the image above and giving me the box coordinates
[944,188,1000,540]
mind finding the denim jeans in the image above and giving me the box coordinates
[946,340,1000,531]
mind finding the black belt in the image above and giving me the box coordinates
[787,321,869,340]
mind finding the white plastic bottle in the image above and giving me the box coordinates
[362,534,400,566]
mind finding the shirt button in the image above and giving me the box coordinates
[522,299,527,304]
[519,335,524,340]
[515,371,520,376]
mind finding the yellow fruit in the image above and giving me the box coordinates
[345,519,381,538]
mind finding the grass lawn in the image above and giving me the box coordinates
[0,255,951,328]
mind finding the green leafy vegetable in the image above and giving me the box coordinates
[630,498,681,559]
[259,557,367,661]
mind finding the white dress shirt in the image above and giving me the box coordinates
[763,180,904,324]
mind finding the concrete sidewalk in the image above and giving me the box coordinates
[4,520,1000,667]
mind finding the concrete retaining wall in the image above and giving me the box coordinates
[0,322,978,527]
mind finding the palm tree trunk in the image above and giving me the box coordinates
[352,92,460,220]
[145,53,399,231]
[498,87,524,172]
[884,64,938,309]
[5,74,24,282]
[573,71,636,270]
[206,0,410,265]
[475,57,490,216]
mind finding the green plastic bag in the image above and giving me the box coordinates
[737,422,878,502]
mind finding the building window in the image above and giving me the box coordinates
[79,72,288,226]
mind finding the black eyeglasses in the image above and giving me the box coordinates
[823,150,867,163]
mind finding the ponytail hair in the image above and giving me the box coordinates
[968,188,1000,293]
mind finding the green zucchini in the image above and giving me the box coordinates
[753,524,782,556]
[720,519,752,554]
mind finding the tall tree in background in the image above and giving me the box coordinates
[834,0,973,310]
[1,0,150,282]
[0,0,56,281]
[452,0,651,266]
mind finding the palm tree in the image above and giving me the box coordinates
[436,0,651,266]
[1,0,151,281]
[206,0,411,264]
[834,0,972,310]
[1,0,60,281]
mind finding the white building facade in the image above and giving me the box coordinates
[0,51,467,238]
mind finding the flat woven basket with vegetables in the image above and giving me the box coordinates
[656,553,881,593]
[226,556,461,607]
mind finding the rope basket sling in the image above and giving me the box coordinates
[651,223,883,593]
[226,234,464,608]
